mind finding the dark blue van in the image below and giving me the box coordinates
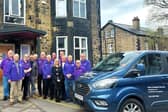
[74,51,168,112]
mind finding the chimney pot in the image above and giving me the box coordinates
[132,16,140,30]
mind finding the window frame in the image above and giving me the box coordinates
[73,36,88,60]
[3,0,26,25]
[56,36,68,58]
[55,0,67,18]
[73,0,87,19]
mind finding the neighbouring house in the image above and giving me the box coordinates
[101,17,168,57]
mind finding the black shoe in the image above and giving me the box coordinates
[55,99,60,102]
[50,97,53,100]
[43,96,47,99]
[3,96,8,101]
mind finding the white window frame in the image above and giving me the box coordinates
[20,44,31,59]
[56,0,67,17]
[73,0,87,18]
[56,36,68,58]
[3,0,26,25]
[73,36,88,60]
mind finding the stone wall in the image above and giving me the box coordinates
[26,0,52,54]
[0,0,3,25]
[90,0,101,65]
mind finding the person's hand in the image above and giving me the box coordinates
[8,80,11,83]
[47,75,51,79]
[67,74,72,79]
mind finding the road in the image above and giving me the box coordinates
[0,98,86,112]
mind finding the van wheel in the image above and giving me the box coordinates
[119,98,145,112]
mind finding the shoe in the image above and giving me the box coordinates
[55,99,60,102]
[43,96,47,99]
[3,96,8,101]
[50,97,53,100]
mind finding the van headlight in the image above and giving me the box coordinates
[92,78,118,89]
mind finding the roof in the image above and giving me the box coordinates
[101,21,149,37]
[0,24,46,39]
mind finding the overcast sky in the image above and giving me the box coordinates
[101,0,150,27]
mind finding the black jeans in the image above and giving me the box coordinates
[37,75,43,96]
[22,76,30,100]
[43,79,50,97]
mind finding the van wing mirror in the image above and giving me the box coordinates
[125,64,145,78]
[125,69,140,78]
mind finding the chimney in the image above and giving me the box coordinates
[132,16,140,30]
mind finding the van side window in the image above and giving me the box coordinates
[147,54,162,75]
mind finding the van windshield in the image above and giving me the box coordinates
[92,52,140,71]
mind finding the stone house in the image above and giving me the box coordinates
[101,17,168,57]
[0,0,101,64]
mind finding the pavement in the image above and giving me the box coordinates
[0,85,86,112]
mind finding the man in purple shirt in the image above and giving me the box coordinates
[0,50,14,101]
[42,55,53,99]
[37,52,46,97]
[22,54,32,100]
[73,60,85,80]
[80,53,91,73]
[8,54,24,104]
[63,55,75,102]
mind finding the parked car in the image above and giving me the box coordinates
[74,51,168,112]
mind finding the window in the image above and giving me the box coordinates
[56,0,67,17]
[138,54,162,75]
[4,0,25,24]
[111,29,115,37]
[73,0,86,18]
[74,36,88,60]
[56,36,68,58]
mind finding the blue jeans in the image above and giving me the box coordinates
[3,76,9,97]
[64,78,74,99]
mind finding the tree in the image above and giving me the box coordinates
[145,0,168,24]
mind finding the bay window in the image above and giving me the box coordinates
[74,36,88,60]
[56,36,68,58]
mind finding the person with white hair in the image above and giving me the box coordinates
[0,50,14,101]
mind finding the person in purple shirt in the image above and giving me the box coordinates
[37,52,46,97]
[22,54,32,100]
[80,53,91,73]
[42,55,53,99]
[0,50,14,101]
[8,54,24,105]
[63,55,75,102]
[73,60,85,80]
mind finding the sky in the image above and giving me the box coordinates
[101,0,150,27]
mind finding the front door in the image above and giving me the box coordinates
[0,44,15,58]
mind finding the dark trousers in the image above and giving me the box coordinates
[55,85,62,100]
[49,80,54,99]
[22,76,30,100]
[37,75,43,96]
[43,79,50,97]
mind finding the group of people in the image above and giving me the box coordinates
[0,50,91,104]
